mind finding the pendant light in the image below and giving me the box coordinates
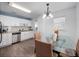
[42,3,53,19]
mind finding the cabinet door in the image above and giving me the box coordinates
[25,31,34,39]
[21,31,34,41]
[21,32,26,41]
[0,33,12,47]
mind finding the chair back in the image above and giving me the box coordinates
[35,40,53,57]
[76,40,79,56]
[34,32,41,41]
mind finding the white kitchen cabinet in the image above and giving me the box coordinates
[0,15,32,26]
[0,33,12,48]
[21,31,34,41]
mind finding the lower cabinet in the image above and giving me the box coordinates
[21,31,34,41]
[0,33,12,48]
[0,31,34,48]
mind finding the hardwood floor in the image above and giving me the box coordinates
[0,39,35,57]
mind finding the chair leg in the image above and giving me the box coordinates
[34,48,36,53]
[75,52,78,57]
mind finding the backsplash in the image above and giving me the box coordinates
[10,26,33,32]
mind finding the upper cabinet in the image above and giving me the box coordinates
[0,15,32,26]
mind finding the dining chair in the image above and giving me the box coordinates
[76,39,79,56]
[35,40,53,57]
[34,32,41,54]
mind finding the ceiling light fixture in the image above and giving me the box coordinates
[42,3,53,19]
[9,2,31,13]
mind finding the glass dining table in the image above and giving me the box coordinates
[52,39,76,57]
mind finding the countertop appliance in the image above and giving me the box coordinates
[12,32,21,43]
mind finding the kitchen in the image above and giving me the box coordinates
[0,14,34,48]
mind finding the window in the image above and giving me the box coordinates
[53,17,65,30]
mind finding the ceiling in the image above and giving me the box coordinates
[0,2,77,20]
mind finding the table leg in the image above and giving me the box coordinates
[53,50,61,57]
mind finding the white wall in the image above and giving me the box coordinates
[53,7,76,40]
[53,7,76,49]
[36,17,54,43]
[31,20,36,31]
[0,15,32,26]
[76,3,79,39]
[75,3,79,48]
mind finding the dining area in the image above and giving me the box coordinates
[34,31,79,57]
[34,16,79,57]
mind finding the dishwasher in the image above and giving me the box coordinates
[12,32,21,43]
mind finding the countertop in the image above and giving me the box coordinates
[0,30,33,34]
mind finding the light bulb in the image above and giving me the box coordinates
[42,14,46,19]
[49,13,53,18]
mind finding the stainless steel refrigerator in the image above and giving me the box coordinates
[0,21,2,43]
